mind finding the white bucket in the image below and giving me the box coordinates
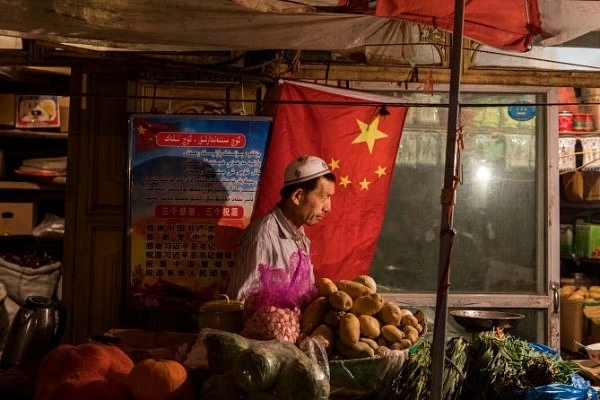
[581,88,600,132]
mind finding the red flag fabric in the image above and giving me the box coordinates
[374,0,542,52]
[253,81,407,281]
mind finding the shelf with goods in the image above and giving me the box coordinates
[558,120,600,285]
[0,127,67,237]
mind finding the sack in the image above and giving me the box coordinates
[0,256,62,305]
[0,283,8,353]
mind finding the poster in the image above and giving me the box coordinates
[128,115,271,308]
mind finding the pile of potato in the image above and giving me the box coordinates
[298,275,427,359]
[560,284,600,301]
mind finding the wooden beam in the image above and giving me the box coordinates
[281,63,600,88]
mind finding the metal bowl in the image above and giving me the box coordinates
[450,310,525,332]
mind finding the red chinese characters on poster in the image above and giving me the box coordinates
[128,115,271,307]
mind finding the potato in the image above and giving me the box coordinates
[336,340,375,359]
[569,292,585,300]
[381,324,405,343]
[353,275,377,293]
[590,291,600,301]
[329,290,353,311]
[360,337,379,351]
[358,315,381,339]
[300,296,330,334]
[311,324,335,355]
[323,310,346,327]
[410,310,427,334]
[391,339,413,350]
[350,293,384,316]
[403,325,419,344]
[335,280,372,299]
[316,277,338,297]
[379,302,403,326]
[560,286,576,297]
[339,313,361,346]
[400,313,420,330]
[400,309,415,317]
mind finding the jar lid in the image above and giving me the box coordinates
[199,294,244,313]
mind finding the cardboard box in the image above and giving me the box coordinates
[561,297,585,352]
[575,222,600,259]
[0,203,36,235]
[15,95,60,129]
[583,303,600,344]
[0,94,15,127]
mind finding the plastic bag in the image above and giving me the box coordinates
[519,375,599,400]
[246,251,317,311]
[242,251,318,342]
[32,214,65,239]
[298,335,330,380]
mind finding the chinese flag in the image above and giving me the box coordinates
[374,0,542,52]
[253,81,407,281]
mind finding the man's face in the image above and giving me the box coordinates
[295,177,335,226]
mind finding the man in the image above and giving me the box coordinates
[227,155,336,301]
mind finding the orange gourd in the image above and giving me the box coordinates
[34,342,134,400]
[127,358,194,400]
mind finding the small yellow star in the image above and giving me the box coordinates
[329,158,340,171]
[339,175,351,188]
[359,178,371,190]
[137,125,147,135]
[375,165,387,178]
[353,116,388,154]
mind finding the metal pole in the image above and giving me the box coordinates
[429,0,465,399]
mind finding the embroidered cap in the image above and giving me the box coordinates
[283,155,331,187]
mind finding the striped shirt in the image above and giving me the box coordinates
[226,206,313,301]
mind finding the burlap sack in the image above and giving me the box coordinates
[0,257,62,305]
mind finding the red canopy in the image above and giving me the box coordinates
[374,0,543,52]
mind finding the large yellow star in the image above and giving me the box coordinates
[353,116,388,154]
[375,165,387,178]
[339,175,351,188]
[359,178,371,190]
[329,158,340,172]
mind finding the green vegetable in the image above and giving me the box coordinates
[272,341,330,400]
[231,343,282,392]
[204,329,249,374]
[380,330,582,400]
[381,340,431,399]
[442,337,468,400]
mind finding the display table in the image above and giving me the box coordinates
[573,359,600,386]
[0,329,383,400]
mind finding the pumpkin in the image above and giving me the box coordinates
[34,342,134,400]
[128,358,194,400]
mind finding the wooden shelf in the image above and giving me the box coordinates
[559,131,600,136]
[0,128,67,139]
[0,180,65,190]
[561,200,600,209]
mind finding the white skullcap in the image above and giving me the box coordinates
[283,155,331,187]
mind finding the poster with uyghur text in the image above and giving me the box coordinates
[128,115,271,308]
